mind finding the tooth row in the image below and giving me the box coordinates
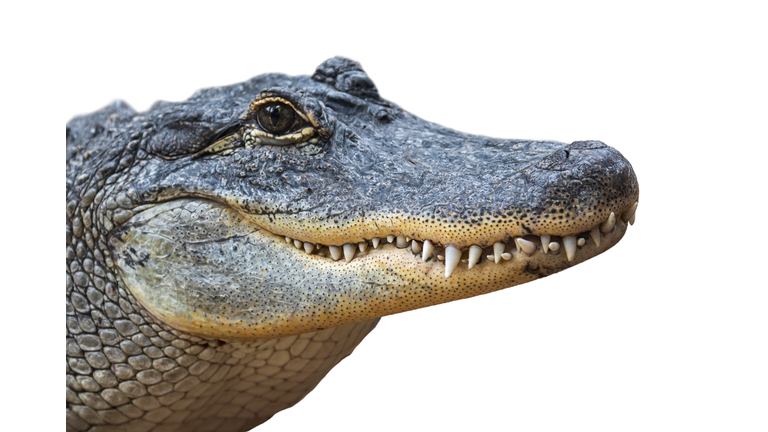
[281,202,637,276]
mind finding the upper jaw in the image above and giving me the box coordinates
[229,139,639,260]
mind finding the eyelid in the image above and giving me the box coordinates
[246,97,310,123]
[243,125,318,147]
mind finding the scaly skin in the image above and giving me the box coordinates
[66,57,639,431]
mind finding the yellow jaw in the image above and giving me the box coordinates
[111,198,633,341]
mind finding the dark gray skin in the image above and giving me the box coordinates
[66,57,639,431]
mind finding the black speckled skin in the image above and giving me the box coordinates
[66,57,638,431]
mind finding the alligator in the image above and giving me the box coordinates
[66,57,639,432]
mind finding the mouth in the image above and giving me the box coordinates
[279,201,637,278]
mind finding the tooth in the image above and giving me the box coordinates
[294,239,302,249]
[412,240,422,254]
[629,214,636,225]
[493,242,505,263]
[406,237,411,242]
[514,238,522,252]
[303,242,314,254]
[461,259,468,263]
[387,235,394,243]
[372,238,380,248]
[422,240,434,261]
[590,228,601,246]
[396,236,408,248]
[501,252,512,260]
[600,212,616,233]
[622,202,638,223]
[487,255,494,260]
[540,235,550,254]
[358,242,368,252]
[329,246,342,260]
[343,243,355,262]
[468,245,482,269]
[437,255,445,261]
[444,245,461,278]
[285,237,292,243]
[515,238,536,255]
[549,242,560,251]
[563,236,576,262]
[577,238,586,247]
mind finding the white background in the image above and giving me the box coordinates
[4,1,766,431]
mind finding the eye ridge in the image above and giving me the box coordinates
[257,102,298,135]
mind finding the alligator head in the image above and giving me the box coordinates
[84,57,639,341]
[66,57,638,429]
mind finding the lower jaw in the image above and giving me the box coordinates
[111,199,630,340]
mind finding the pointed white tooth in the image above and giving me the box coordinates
[589,228,601,246]
[563,236,577,262]
[487,255,494,260]
[396,236,408,248]
[372,238,380,248]
[468,245,482,269]
[601,212,616,233]
[358,241,368,252]
[622,202,638,223]
[406,237,411,242]
[304,242,314,254]
[577,238,586,247]
[387,235,394,243]
[461,259,468,263]
[294,239,302,249]
[629,213,636,225]
[515,238,536,255]
[343,243,355,262]
[540,235,550,254]
[412,240,422,254]
[548,242,560,252]
[444,245,461,278]
[501,252,512,260]
[422,240,434,261]
[493,242,505,264]
[514,238,522,252]
[329,246,342,260]
[437,255,445,261]
[285,236,292,243]
[316,243,322,250]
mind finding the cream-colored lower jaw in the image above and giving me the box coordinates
[111,199,634,341]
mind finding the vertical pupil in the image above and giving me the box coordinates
[269,106,281,127]
[258,102,295,133]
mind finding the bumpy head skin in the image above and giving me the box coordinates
[66,57,639,431]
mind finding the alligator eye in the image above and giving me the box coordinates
[243,96,322,146]
[257,102,296,135]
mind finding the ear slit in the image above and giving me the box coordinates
[192,133,242,159]
[209,120,243,143]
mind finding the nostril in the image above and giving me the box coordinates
[537,141,610,171]
[569,140,607,150]
[536,149,570,171]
